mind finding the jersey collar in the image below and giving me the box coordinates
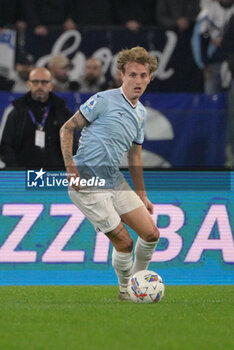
[120,87,138,109]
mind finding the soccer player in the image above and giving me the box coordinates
[60,46,160,300]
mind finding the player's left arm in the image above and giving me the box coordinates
[127,143,153,214]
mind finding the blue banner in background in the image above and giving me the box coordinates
[23,27,203,93]
[0,92,226,167]
[0,171,233,286]
[141,92,226,167]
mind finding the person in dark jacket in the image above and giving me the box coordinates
[0,0,26,31]
[111,0,155,31]
[21,0,75,36]
[0,67,72,169]
[156,0,200,31]
[70,0,114,27]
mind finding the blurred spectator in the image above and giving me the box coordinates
[156,0,200,31]
[192,0,234,94]
[0,72,14,91]
[112,0,155,31]
[103,69,122,90]
[0,0,26,31]
[200,0,217,10]
[22,0,76,36]
[222,14,234,167]
[48,54,74,92]
[11,52,35,93]
[0,67,72,169]
[77,57,106,93]
[70,0,113,26]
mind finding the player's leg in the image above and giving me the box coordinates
[68,187,133,299]
[121,205,160,275]
[105,222,134,299]
[113,182,159,275]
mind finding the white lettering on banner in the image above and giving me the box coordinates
[52,30,81,57]
[151,31,177,80]
[93,48,112,75]
[36,30,82,68]
[42,204,85,263]
[34,30,177,81]
[0,203,233,263]
[93,232,110,263]
[185,204,234,263]
[151,204,184,262]
[0,204,43,262]
[110,53,119,77]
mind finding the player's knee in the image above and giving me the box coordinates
[122,238,134,252]
[117,237,133,253]
[144,226,160,242]
[112,236,134,253]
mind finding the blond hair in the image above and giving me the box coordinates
[117,46,158,74]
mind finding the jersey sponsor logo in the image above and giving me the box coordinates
[118,111,124,116]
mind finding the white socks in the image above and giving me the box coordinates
[112,248,133,292]
[131,237,158,275]
[112,238,159,292]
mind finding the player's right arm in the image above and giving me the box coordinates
[60,111,88,190]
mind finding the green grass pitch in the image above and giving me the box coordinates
[0,285,233,350]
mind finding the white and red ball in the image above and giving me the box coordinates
[127,270,165,303]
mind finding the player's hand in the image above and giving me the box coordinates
[141,196,154,215]
[66,165,80,191]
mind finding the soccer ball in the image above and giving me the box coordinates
[127,270,165,303]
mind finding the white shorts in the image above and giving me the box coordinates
[68,181,144,233]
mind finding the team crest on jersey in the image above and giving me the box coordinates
[137,115,143,126]
[84,98,97,113]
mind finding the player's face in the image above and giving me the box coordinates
[121,62,151,105]
[28,68,53,102]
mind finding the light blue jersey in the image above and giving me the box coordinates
[73,87,147,188]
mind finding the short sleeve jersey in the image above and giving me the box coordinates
[73,87,147,188]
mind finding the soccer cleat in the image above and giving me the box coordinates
[118,291,130,301]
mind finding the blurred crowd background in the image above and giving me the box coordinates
[0,0,234,169]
